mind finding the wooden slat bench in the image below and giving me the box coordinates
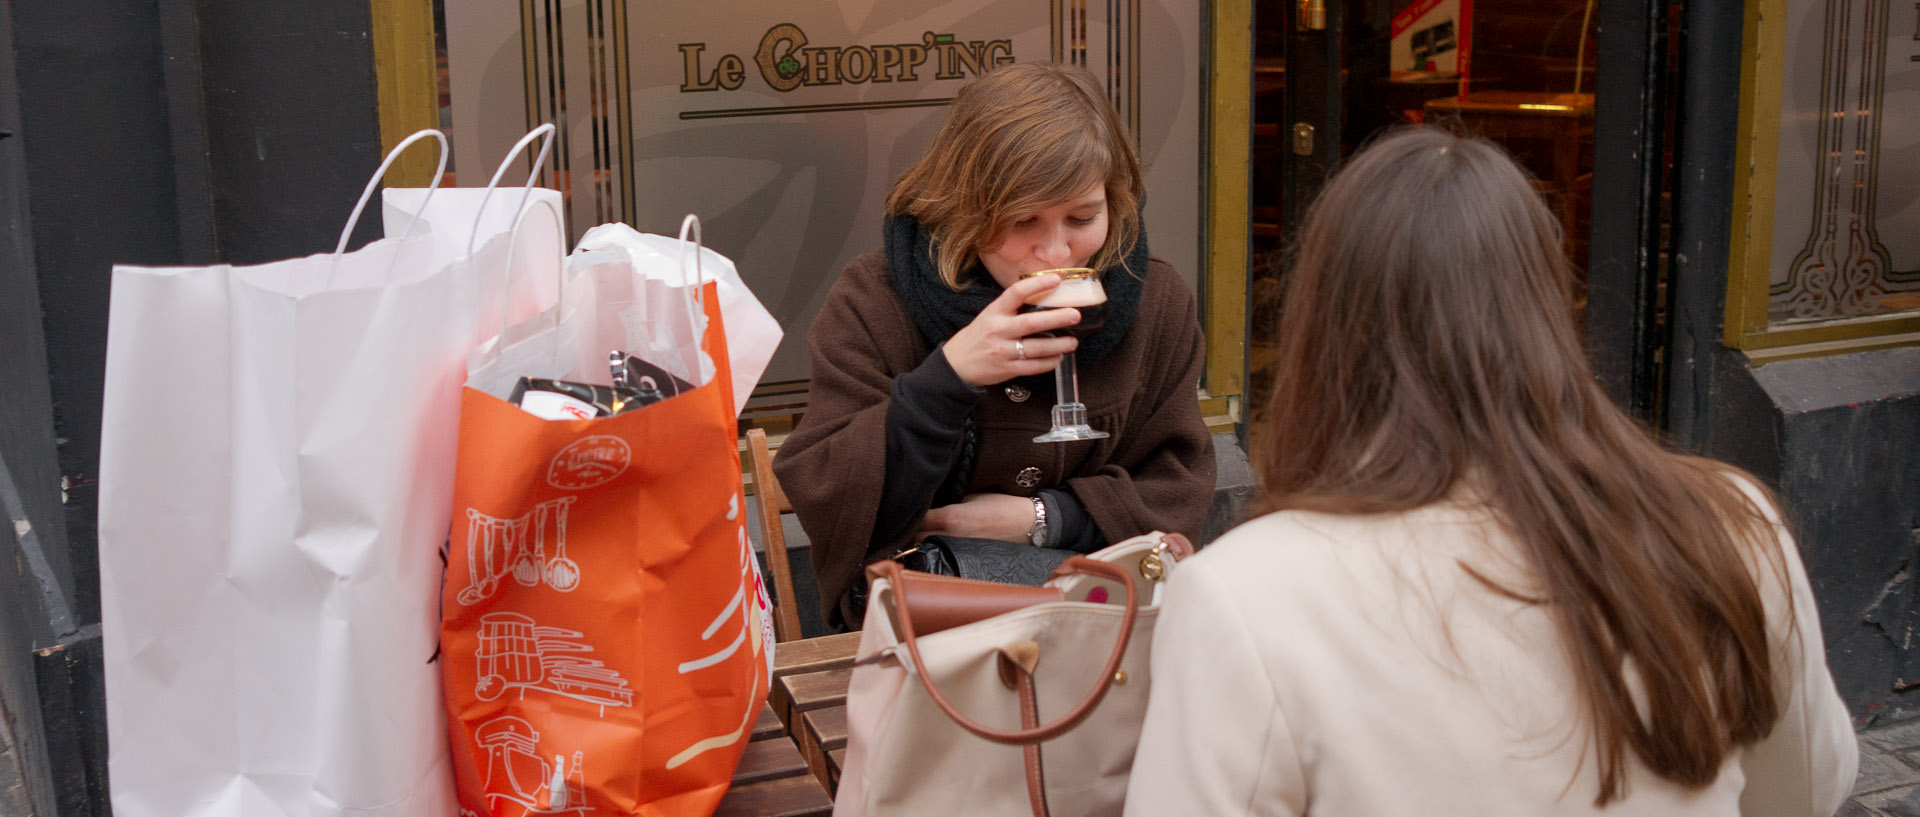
[767,632,863,797]
[713,702,833,817]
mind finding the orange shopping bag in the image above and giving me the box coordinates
[441,267,769,817]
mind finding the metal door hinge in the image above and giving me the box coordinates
[1297,0,1327,31]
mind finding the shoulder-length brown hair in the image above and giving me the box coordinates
[1259,128,1788,805]
[886,62,1142,289]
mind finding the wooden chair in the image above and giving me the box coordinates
[748,428,805,642]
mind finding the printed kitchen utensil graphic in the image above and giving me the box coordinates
[474,612,634,714]
[544,526,580,591]
[460,497,579,604]
[467,716,591,817]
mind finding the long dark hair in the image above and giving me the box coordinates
[1258,128,1787,804]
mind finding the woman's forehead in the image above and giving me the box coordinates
[1014,181,1107,216]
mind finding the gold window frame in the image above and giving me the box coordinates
[370,0,440,188]
[1202,0,1251,418]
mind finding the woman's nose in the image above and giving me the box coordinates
[1035,224,1072,265]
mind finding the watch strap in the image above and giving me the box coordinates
[1026,495,1049,547]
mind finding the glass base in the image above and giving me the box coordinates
[1034,425,1109,443]
[1033,403,1109,443]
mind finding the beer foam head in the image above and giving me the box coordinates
[1030,275,1107,308]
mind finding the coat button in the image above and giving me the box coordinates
[1015,466,1042,488]
[1005,385,1031,403]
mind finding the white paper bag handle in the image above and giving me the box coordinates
[330,128,448,280]
[676,214,709,322]
[466,123,559,261]
[674,214,714,380]
[478,197,569,367]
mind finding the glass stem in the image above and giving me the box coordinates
[1055,351,1082,408]
[1035,348,1106,442]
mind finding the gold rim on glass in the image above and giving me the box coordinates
[1019,267,1097,280]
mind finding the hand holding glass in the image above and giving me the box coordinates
[1019,269,1109,442]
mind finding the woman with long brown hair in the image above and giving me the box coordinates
[1125,129,1855,814]
[776,62,1215,630]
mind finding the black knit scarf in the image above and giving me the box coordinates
[882,211,1148,367]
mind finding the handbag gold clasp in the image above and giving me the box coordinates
[1139,539,1171,582]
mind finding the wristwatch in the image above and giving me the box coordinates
[1026,495,1049,547]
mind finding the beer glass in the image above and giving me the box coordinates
[1019,268,1109,442]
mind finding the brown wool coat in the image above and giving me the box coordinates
[775,250,1217,628]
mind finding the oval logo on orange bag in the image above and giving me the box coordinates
[548,435,631,490]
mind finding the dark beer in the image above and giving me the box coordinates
[1019,275,1108,338]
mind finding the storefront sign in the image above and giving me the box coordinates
[678,27,1015,93]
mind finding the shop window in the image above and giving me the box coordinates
[1727,0,1920,358]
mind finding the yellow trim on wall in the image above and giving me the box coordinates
[370,0,441,188]
[1745,329,1920,364]
[1204,0,1251,400]
[1724,0,1777,347]
[1725,0,1920,354]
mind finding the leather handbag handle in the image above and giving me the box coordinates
[872,556,1139,746]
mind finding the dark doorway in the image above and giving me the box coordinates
[1245,0,1662,437]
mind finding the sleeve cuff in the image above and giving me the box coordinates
[895,346,986,430]
[1038,487,1105,552]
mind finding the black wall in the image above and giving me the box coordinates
[1586,0,1667,420]
[2,1,69,811]
[3,1,385,813]
[1757,353,1920,720]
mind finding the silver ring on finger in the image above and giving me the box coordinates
[1015,339,1027,360]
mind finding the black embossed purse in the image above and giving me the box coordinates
[848,538,1078,622]
[897,536,1076,584]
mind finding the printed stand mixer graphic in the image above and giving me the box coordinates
[469,716,591,817]
[459,496,581,605]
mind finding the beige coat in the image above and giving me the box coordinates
[1125,483,1857,816]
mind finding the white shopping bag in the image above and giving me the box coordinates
[573,221,782,417]
[96,129,554,817]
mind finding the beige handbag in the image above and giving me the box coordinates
[833,531,1193,817]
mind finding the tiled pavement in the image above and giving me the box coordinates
[1843,715,1920,816]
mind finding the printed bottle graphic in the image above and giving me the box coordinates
[476,716,591,817]
[459,497,579,605]
[475,612,634,714]
[548,754,569,810]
